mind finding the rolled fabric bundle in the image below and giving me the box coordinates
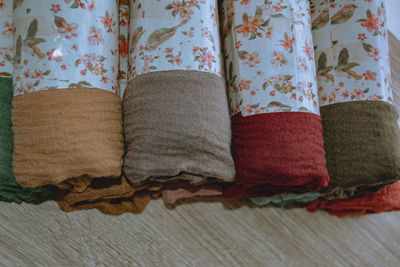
[123,0,235,185]
[0,1,53,203]
[55,1,157,215]
[311,0,400,199]
[307,181,400,217]
[12,0,123,191]
[221,0,329,199]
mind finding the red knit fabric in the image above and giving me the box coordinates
[307,182,400,217]
[223,112,329,199]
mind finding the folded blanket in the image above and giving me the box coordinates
[312,0,400,199]
[12,0,124,192]
[0,1,53,203]
[123,0,235,185]
[307,181,400,217]
[221,0,329,199]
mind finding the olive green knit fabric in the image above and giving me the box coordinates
[320,100,400,199]
[0,77,54,203]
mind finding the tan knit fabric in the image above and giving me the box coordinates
[12,88,124,191]
[123,70,235,185]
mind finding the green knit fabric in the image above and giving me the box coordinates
[251,192,321,207]
[0,77,54,203]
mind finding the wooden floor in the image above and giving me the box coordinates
[1,33,400,266]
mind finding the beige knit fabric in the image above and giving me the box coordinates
[123,70,235,185]
[12,88,124,191]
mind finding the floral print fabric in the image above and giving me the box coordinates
[119,3,129,97]
[13,0,119,96]
[0,0,13,77]
[128,0,222,79]
[311,0,392,106]
[221,0,319,117]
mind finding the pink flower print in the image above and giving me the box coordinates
[0,62,4,67]
[368,94,381,100]
[88,27,104,45]
[47,49,63,62]
[240,0,250,4]
[239,80,251,91]
[368,47,382,61]
[200,51,215,67]
[236,17,259,37]
[26,82,34,92]
[57,19,78,39]
[270,91,275,96]
[363,70,377,81]
[81,70,87,75]
[71,44,78,51]
[236,41,243,49]
[304,42,313,59]
[0,1,4,9]
[341,90,349,99]
[164,47,174,53]
[271,51,287,67]
[361,13,380,32]
[2,22,13,37]
[242,52,260,67]
[51,4,61,13]
[265,27,273,39]
[351,89,365,100]
[170,52,182,65]
[297,57,308,71]
[101,76,109,84]
[358,34,367,41]
[23,70,30,78]
[61,65,67,70]
[32,69,43,79]
[280,33,295,52]
[250,91,256,95]
[101,11,115,33]
[88,0,95,12]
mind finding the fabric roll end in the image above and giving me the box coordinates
[123,70,235,185]
[320,100,400,199]
[12,88,124,190]
[225,111,329,199]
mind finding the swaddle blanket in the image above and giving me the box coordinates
[12,0,124,192]
[221,0,329,199]
[312,0,400,199]
[0,1,53,203]
[123,0,235,185]
[307,181,400,217]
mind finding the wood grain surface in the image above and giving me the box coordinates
[1,33,400,267]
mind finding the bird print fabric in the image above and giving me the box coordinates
[311,0,392,105]
[0,0,13,77]
[13,0,119,96]
[221,0,320,117]
[128,0,222,80]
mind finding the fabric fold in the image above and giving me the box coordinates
[57,176,161,215]
[220,0,329,199]
[312,0,400,199]
[307,182,400,217]
[12,0,124,193]
[123,0,235,185]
